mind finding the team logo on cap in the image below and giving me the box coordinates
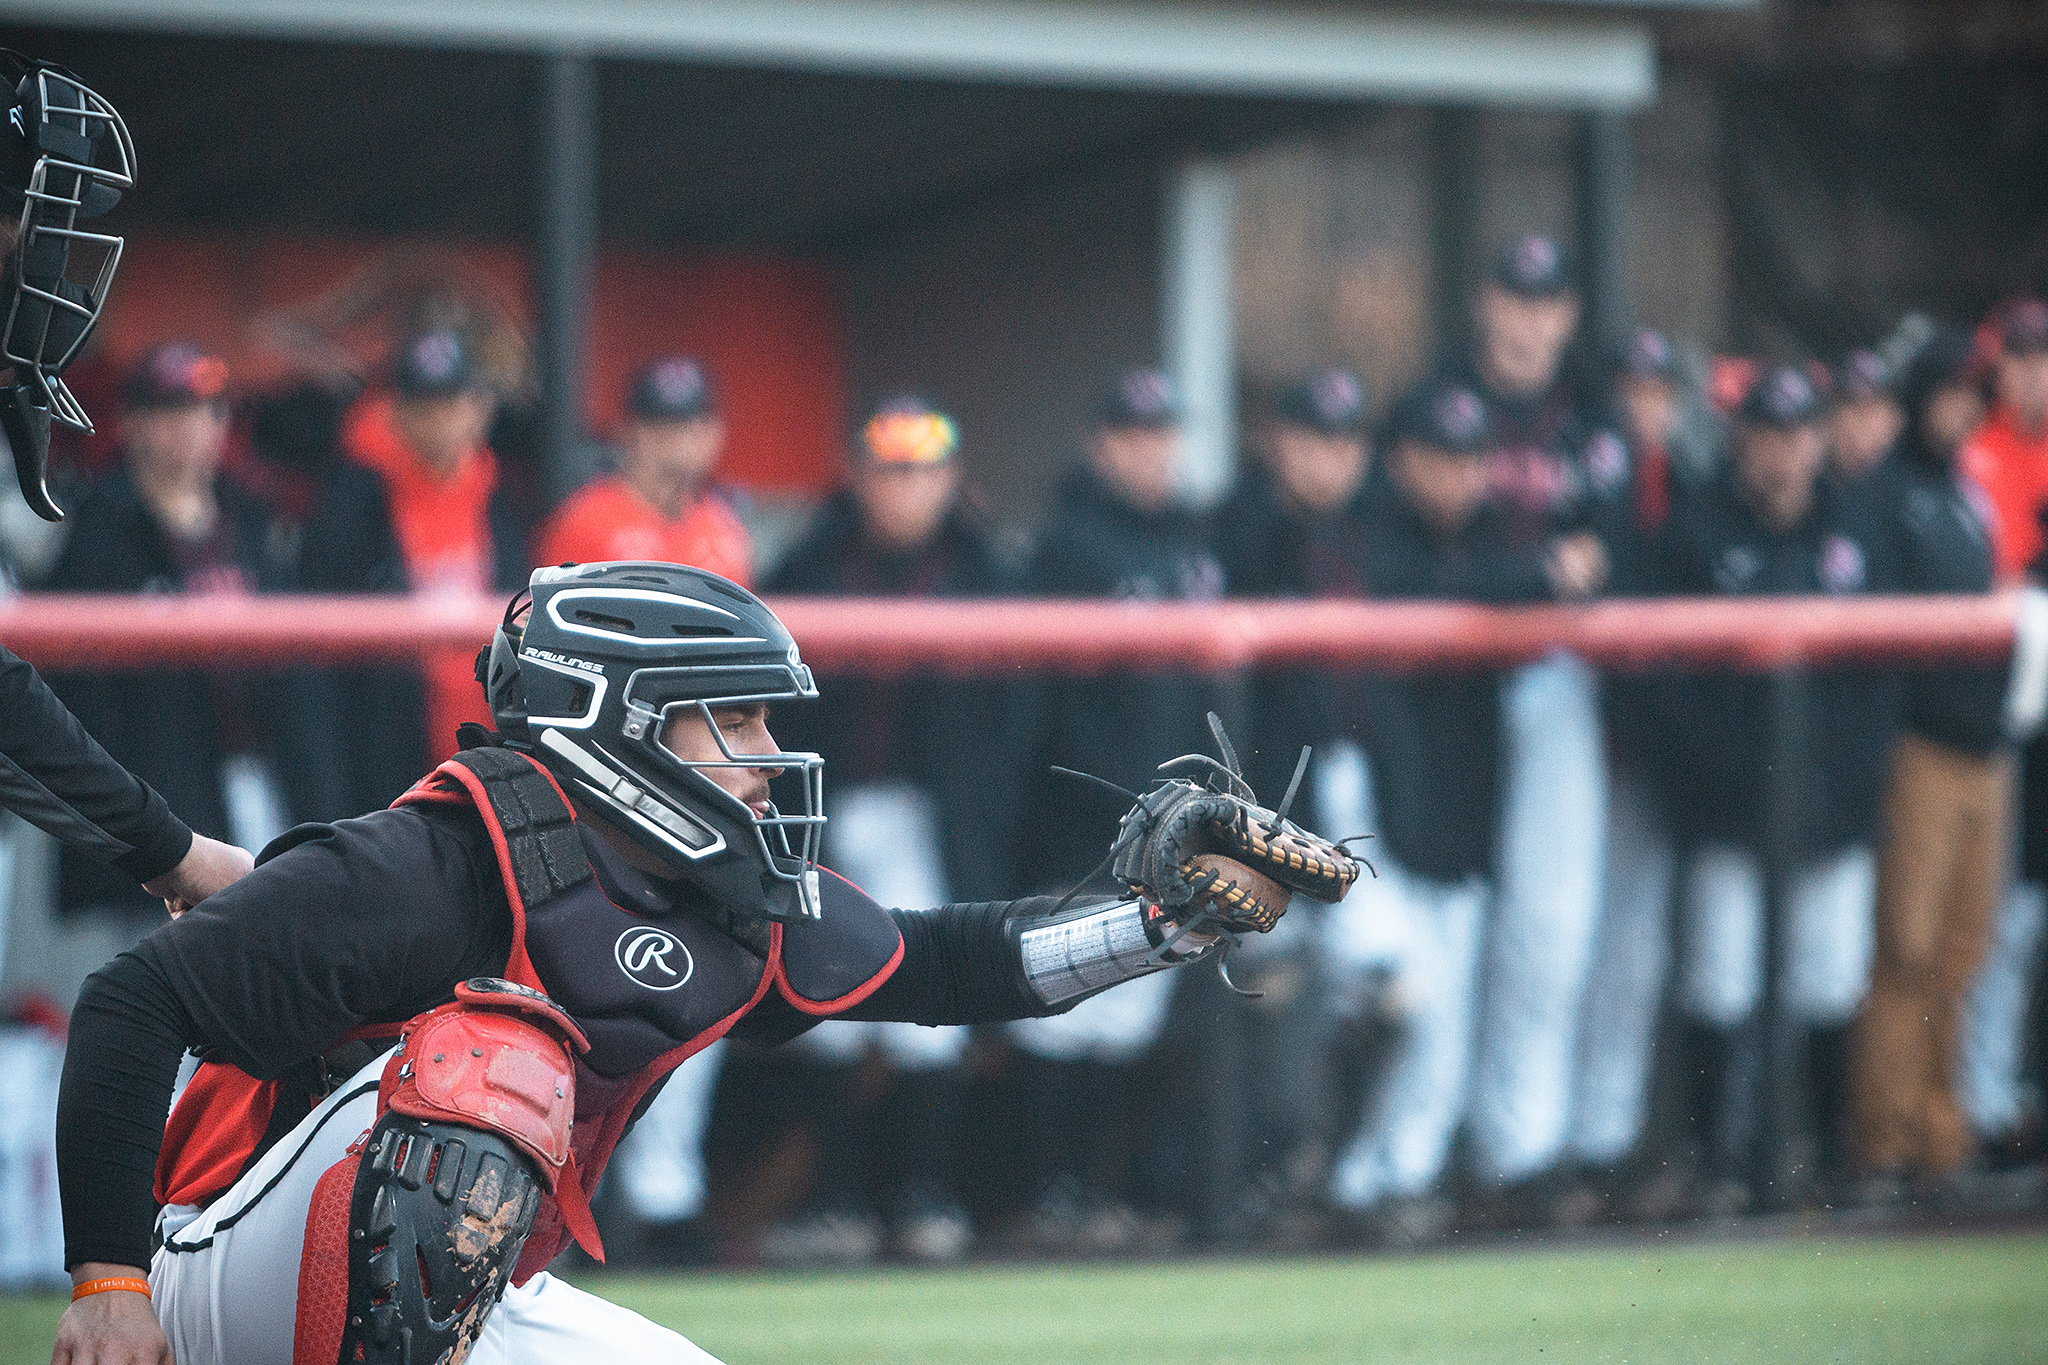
[615,925,694,991]
[650,359,705,407]
[1514,236,1559,279]
[1123,370,1173,417]
[410,332,462,384]
[151,344,228,400]
[1311,369,1364,426]
[1433,386,1484,443]
[1819,535,1866,594]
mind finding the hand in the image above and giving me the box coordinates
[51,1263,170,1365]
[141,834,253,919]
[1545,532,1609,600]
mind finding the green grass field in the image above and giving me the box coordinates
[6,1231,2045,1364]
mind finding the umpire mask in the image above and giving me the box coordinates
[481,562,827,924]
[0,49,134,522]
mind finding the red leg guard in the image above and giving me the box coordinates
[294,1152,359,1365]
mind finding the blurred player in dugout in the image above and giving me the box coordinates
[1957,299,2048,1168]
[1659,365,1897,1209]
[536,355,752,585]
[743,394,1027,1263]
[46,343,295,929]
[1004,367,1225,1251]
[1398,234,1620,1210]
[291,328,530,819]
[1320,382,1603,1238]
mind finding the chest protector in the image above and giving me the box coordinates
[156,746,903,1276]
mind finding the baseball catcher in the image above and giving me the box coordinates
[52,561,1360,1365]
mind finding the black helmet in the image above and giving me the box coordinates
[0,49,135,522]
[481,561,825,922]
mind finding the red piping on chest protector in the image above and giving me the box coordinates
[770,867,905,1016]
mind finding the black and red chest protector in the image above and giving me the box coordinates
[156,746,902,1276]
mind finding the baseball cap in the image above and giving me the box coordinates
[1489,234,1577,299]
[860,394,958,465]
[1095,368,1182,429]
[2001,300,2048,356]
[1618,327,1677,382]
[628,355,717,423]
[1738,365,1823,429]
[1272,367,1369,436]
[1388,382,1490,454]
[1832,348,1894,401]
[121,341,229,411]
[391,329,475,399]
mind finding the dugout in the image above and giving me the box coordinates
[0,0,1695,520]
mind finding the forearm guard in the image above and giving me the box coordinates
[1013,897,1213,1008]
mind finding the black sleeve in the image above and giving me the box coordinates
[0,644,193,883]
[55,949,202,1270]
[53,805,511,1268]
[839,896,1074,1025]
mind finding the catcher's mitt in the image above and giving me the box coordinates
[1100,714,1363,943]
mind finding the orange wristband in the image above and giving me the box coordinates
[71,1276,151,1302]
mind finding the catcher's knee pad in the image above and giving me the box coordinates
[305,979,590,1365]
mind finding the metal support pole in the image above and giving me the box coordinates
[1163,158,1236,510]
[536,50,597,504]
[1573,109,1633,361]
[1752,663,1807,1208]
[1429,106,1483,359]
[1196,667,1253,1246]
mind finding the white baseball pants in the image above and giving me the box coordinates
[150,1050,723,1365]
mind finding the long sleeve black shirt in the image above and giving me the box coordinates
[0,643,192,884]
[57,800,1061,1271]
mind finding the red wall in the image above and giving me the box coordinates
[92,230,848,493]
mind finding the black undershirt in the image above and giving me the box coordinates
[56,802,1056,1271]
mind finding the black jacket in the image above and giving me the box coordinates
[1415,350,1629,555]
[1017,466,1227,888]
[1657,472,1901,855]
[0,645,192,887]
[1351,475,1552,884]
[1216,466,1376,808]
[288,460,531,821]
[45,465,287,916]
[764,490,1028,901]
[1883,456,2004,756]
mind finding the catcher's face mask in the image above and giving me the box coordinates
[0,50,134,522]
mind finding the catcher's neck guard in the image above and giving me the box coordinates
[0,49,133,522]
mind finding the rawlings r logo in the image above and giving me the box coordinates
[614,925,694,991]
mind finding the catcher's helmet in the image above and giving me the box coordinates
[481,562,825,923]
[0,49,134,521]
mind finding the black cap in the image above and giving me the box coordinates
[1095,367,1182,429]
[121,341,229,411]
[1832,348,1894,401]
[1618,327,1677,382]
[2001,300,2048,356]
[1738,365,1823,429]
[628,355,717,423]
[1272,367,1369,436]
[391,329,475,399]
[1388,383,1490,454]
[1489,234,1577,299]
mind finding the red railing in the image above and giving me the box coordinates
[0,592,2020,674]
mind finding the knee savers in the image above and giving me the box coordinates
[305,979,590,1365]
[379,977,590,1184]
